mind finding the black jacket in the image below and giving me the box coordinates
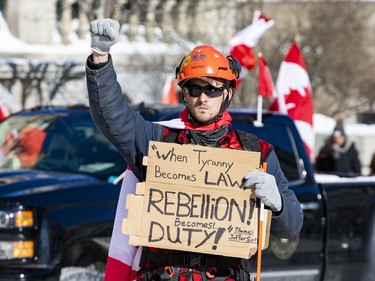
[315,140,361,174]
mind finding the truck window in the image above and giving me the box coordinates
[0,112,126,181]
[35,115,126,181]
[231,116,302,182]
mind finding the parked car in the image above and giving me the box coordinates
[0,105,126,281]
[0,104,375,281]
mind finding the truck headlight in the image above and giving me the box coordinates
[0,240,34,259]
[0,210,34,228]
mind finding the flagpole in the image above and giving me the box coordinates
[256,162,267,281]
[254,52,264,127]
[112,170,126,185]
[254,95,263,127]
[256,200,264,281]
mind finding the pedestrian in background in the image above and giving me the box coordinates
[315,119,361,175]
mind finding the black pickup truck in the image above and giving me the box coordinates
[0,104,374,281]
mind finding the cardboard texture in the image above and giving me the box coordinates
[123,141,272,259]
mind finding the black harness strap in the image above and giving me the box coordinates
[235,130,262,164]
[163,128,179,143]
[234,130,261,152]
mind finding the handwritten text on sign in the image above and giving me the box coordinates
[146,185,258,246]
[124,182,271,258]
[123,141,271,259]
[143,141,261,189]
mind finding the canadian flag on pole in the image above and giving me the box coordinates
[228,10,274,85]
[258,54,276,98]
[255,53,276,126]
[271,42,315,159]
[161,74,179,105]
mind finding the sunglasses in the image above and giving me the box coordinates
[185,85,225,98]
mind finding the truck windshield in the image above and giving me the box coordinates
[0,113,126,181]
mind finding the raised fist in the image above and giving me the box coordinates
[90,18,120,54]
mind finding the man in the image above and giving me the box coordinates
[86,19,303,281]
[315,122,361,175]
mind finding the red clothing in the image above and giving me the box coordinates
[17,126,46,167]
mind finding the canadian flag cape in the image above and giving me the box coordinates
[271,43,314,159]
[104,168,142,281]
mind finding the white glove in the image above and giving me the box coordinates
[89,18,120,55]
[244,171,282,212]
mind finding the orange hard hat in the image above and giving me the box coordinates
[176,45,239,88]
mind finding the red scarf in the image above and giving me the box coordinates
[177,108,232,131]
[163,108,242,149]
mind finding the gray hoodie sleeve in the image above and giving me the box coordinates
[86,56,164,181]
[267,151,304,238]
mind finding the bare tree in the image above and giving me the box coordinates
[0,60,84,109]
[303,3,371,118]
[233,2,375,119]
[76,0,132,23]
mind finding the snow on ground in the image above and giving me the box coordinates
[315,173,375,183]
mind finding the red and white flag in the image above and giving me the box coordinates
[104,169,142,281]
[228,10,274,85]
[255,54,276,126]
[161,74,179,105]
[271,43,315,159]
[258,54,276,98]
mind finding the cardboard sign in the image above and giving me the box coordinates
[143,141,262,189]
[123,141,272,259]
